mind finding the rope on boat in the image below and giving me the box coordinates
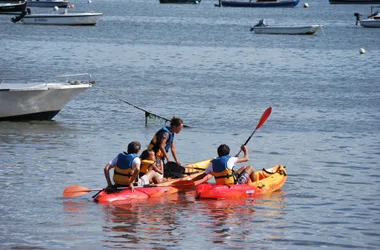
[94,86,190,127]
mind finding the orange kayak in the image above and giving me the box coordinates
[195,165,287,199]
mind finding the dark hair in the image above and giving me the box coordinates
[140,149,152,160]
[170,116,183,127]
[217,144,230,157]
[127,141,141,154]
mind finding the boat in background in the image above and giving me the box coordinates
[0,74,94,121]
[159,0,201,3]
[330,0,380,4]
[27,0,69,8]
[354,6,380,27]
[218,0,299,7]
[0,0,26,15]
[251,19,323,34]
[11,7,103,25]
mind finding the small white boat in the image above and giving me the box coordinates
[0,74,94,121]
[12,7,103,25]
[251,19,322,35]
[355,6,380,28]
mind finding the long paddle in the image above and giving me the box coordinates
[235,106,272,157]
[63,180,195,198]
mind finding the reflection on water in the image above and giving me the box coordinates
[100,193,190,248]
[93,190,287,248]
[194,191,287,248]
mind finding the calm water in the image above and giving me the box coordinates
[1,0,380,249]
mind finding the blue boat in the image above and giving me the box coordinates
[160,0,201,4]
[219,0,299,7]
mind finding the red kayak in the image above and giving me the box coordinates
[93,159,213,205]
[195,165,287,199]
[94,172,211,204]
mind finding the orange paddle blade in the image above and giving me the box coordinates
[256,106,272,130]
[63,185,101,198]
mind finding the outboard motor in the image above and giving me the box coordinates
[354,12,361,25]
[250,19,267,31]
[368,11,379,18]
[11,10,27,23]
[254,18,266,27]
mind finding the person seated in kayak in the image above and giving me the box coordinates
[192,144,256,184]
[139,149,167,184]
[104,141,142,192]
[148,116,184,166]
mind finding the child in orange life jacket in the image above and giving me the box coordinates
[147,116,184,166]
[138,149,167,185]
[192,144,256,184]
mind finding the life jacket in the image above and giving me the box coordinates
[113,152,138,186]
[148,126,174,158]
[139,159,155,177]
[212,155,236,185]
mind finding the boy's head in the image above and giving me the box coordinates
[217,144,230,157]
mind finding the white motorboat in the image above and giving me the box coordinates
[12,7,103,25]
[0,74,94,121]
[250,19,323,35]
[354,6,380,28]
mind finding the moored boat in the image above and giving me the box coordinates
[195,165,287,199]
[219,0,299,8]
[12,8,103,25]
[0,0,26,15]
[330,0,380,4]
[159,0,201,3]
[27,0,69,8]
[354,6,380,27]
[251,19,322,35]
[0,74,94,121]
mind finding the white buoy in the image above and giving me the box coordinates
[88,0,92,3]
[359,48,366,54]
[53,6,59,11]
[303,2,309,7]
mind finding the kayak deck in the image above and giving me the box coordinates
[195,165,287,199]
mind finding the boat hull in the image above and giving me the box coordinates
[27,0,69,8]
[360,19,380,27]
[253,25,322,34]
[195,165,287,199]
[221,0,299,7]
[20,13,103,25]
[159,0,201,3]
[0,81,93,121]
[0,1,26,15]
[330,0,380,4]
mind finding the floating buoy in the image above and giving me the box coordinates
[359,48,366,54]
[303,2,309,7]
[53,6,59,11]
[88,0,92,3]
[69,4,75,8]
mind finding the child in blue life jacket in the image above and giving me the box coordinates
[192,144,256,185]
